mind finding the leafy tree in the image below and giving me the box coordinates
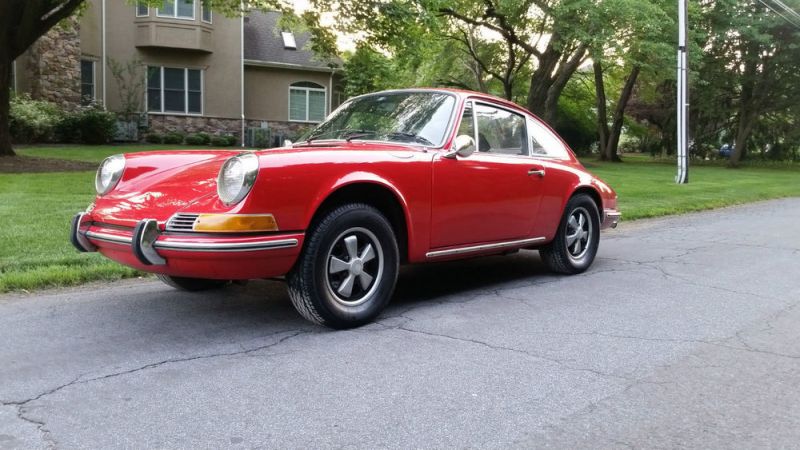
[583,0,673,161]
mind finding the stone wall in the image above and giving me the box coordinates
[245,120,315,142]
[146,114,243,139]
[26,18,81,110]
[144,115,317,147]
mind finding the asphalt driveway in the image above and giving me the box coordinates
[1,198,799,449]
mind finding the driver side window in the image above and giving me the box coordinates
[474,103,528,156]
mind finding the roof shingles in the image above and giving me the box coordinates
[243,11,339,70]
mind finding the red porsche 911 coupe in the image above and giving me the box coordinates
[71,88,620,328]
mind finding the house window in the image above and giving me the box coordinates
[201,3,212,23]
[136,1,148,17]
[157,0,195,20]
[147,66,203,115]
[281,32,297,50]
[289,82,326,122]
[80,60,96,105]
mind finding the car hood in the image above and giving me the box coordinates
[90,151,237,227]
[89,144,429,227]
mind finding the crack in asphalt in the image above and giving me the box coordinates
[0,330,310,448]
[393,325,633,382]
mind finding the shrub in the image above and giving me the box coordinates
[9,94,63,144]
[209,135,229,147]
[145,132,163,144]
[51,104,117,145]
[162,132,185,145]
[209,134,238,147]
[195,132,211,145]
[185,133,211,146]
[184,134,203,146]
[73,107,117,145]
[55,113,82,143]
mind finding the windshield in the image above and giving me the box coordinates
[302,92,456,147]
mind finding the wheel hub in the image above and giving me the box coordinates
[325,228,384,306]
[350,259,364,276]
[565,207,592,260]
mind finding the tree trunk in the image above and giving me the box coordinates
[731,112,755,168]
[0,0,86,158]
[606,65,640,162]
[593,61,610,160]
[0,53,14,157]
[526,37,561,117]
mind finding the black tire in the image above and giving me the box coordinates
[539,194,600,274]
[156,274,229,292]
[287,203,399,329]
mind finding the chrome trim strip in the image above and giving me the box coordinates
[153,238,299,252]
[86,231,298,252]
[86,231,133,245]
[426,237,546,258]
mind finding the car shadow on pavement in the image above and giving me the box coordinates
[106,250,553,335]
[390,250,551,308]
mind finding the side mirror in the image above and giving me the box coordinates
[443,135,476,159]
[284,139,293,147]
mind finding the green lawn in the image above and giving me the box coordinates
[0,171,139,292]
[15,144,227,163]
[583,159,800,219]
[0,145,798,293]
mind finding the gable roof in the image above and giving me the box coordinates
[243,11,340,71]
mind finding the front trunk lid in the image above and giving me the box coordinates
[91,151,237,227]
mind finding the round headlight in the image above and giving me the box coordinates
[217,153,259,205]
[95,154,125,195]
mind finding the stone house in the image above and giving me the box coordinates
[11,1,343,146]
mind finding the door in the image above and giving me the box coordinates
[430,101,545,249]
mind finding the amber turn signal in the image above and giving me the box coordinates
[193,214,279,233]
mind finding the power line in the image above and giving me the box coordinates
[771,0,800,22]
[757,0,800,29]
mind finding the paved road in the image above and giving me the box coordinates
[2,199,800,449]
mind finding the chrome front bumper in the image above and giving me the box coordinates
[602,209,621,229]
[71,212,300,266]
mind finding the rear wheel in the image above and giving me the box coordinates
[287,203,399,329]
[156,274,229,292]
[539,194,600,274]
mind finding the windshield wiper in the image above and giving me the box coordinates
[304,128,372,144]
[387,132,434,146]
[344,130,380,142]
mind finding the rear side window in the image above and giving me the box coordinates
[527,117,571,159]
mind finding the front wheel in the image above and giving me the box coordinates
[287,203,399,329]
[156,274,229,291]
[539,194,600,274]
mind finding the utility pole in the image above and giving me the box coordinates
[676,0,689,184]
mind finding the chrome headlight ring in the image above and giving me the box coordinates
[217,153,259,206]
[95,154,125,196]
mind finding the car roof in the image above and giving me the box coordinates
[350,88,536,117]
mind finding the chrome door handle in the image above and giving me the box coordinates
[528,168,545,178]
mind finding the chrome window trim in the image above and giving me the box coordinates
[470,100,531,157]
[426,237,546,258]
